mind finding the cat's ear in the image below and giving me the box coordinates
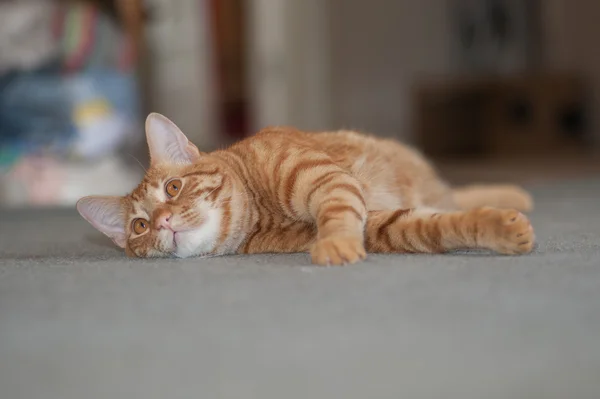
[77,196,127,248]
[145,112,201,165]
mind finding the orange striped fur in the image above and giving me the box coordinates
[77,113,535,265]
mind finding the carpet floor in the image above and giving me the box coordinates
[1,178,600,399]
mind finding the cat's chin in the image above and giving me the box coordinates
[169,208,222,258]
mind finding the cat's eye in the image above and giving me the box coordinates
[132,218,149,235]
[165,179,183,198]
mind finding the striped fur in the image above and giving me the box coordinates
[77,113,535,265]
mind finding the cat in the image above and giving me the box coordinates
[77,113,535,265]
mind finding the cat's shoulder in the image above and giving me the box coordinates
[253,125,304,137]
[239,126,311,146]
[251,126,362,139]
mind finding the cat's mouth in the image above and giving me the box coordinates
[171,230,188,247]
[169,227,198,249]
[165,210,220,258]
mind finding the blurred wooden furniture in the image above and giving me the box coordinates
[413,73,590,158]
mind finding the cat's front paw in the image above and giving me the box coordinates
[310,236,367,266]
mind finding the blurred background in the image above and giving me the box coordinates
[1,0,599,208]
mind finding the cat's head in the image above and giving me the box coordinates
[77,113,241,258]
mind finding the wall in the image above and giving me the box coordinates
[246,0,332,131]
[247,0,453,139]
[327,0,453,141]
[144,0,218,150]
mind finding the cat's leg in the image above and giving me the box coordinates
[289,166,368,266]
[452,184,533,212]
[365,207,534,255]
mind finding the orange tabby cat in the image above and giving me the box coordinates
[77,113,534,265]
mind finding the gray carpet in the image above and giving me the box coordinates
[1,178,600,399]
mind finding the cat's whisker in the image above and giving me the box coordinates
[126,153,147,173]
[204,185,221,199]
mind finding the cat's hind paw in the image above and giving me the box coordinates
[476,208,535,255]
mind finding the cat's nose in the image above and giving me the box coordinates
[154,209,173,230]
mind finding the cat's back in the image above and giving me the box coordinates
[307,129,425,166]
[244,127,426,167]
[234,127,450,210]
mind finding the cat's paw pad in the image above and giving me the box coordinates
[310,236,367,266]
[477,208,535,255]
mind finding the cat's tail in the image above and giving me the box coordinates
[451,184,533,212]
[365,207,534,255]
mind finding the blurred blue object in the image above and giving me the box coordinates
[0,64,73,166]
[0,65,139,168]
